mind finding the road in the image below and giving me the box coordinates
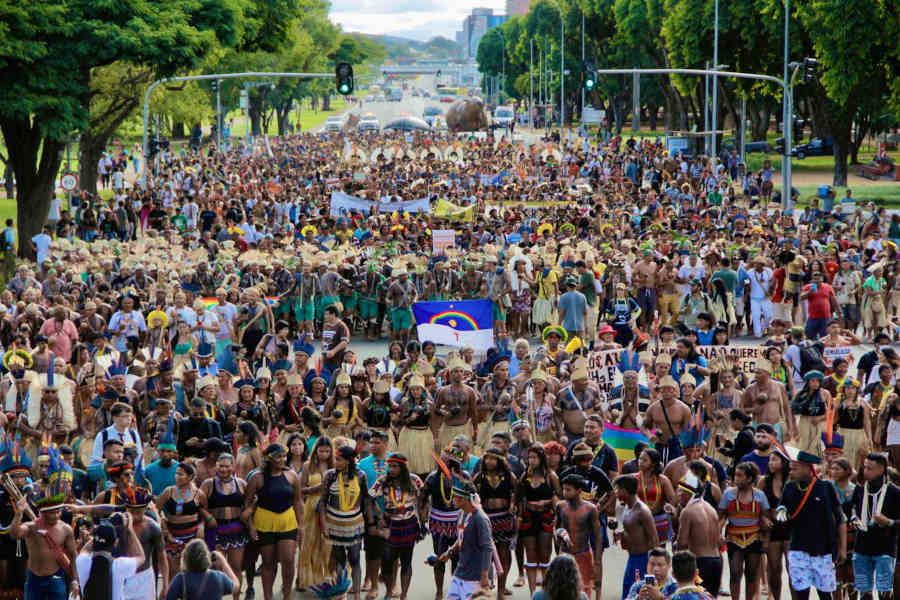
[241,332,877,600]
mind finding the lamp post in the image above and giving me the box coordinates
[711,0,719,158]
[782,0,792,209]
[530,39,534,128]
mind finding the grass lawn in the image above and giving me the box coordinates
[796,185,900,207]
[224,96,355,137]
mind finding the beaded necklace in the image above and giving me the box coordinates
[337,471,360,511]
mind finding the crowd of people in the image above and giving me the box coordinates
[0,128,898,600]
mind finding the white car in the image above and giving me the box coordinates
[323,115,345,133]
[358,118,379,132]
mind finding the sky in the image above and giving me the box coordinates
[330,0,506,42]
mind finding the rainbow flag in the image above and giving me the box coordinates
[202,297,279,309]
[602,422,651,467]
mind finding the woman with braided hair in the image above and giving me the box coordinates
[320,444,369,600]
[369,454,423,600]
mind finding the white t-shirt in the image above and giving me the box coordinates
[76,554,139,600]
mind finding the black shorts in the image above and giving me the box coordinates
[727,540,763,556]
[365,532,386,559]
[257,529,297,546]
[696,556,723,598]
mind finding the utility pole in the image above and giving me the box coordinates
[783,0,792,209]
[704,60,710,155]
[581,10,585,126]
[530,39,534,129]
[216,79,222,149]
[560,16,565,127]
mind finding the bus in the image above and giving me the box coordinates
[436,86,463,103]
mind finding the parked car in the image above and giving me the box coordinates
[358,117,379,132]
[791,137,833,159]
[323,115,345,133]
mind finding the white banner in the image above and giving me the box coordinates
[415,324,494,351]
[330,191,372,216]
[123,566,156,600]
[378,197,430,214]
[587,349,624,394]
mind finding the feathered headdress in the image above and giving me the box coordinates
[35,443,71,511]
[679,408,711,449]
[158,414,177,451]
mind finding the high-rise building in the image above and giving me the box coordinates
[461,8,508,58]
[506,0,530,15]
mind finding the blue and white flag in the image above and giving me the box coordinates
[412,299,494,351]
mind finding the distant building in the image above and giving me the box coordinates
[506,0,530,15]
[461,8,508,58]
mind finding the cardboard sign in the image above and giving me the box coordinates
[432,229,456,254]
[823,345,852,365]
[651,345,764,376]
[587,349,624,394]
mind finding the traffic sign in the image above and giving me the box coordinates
[60,172,78,192]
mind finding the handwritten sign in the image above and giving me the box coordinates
[652,345,764,376]
[587,349,624,394]
[432,230,456,254]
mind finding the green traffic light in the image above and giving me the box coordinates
[338,83,350,94]
[585,79,595,90]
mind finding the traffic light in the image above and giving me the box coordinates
[210,79,218,92]
[336,62,354,95]
[436,69,442,77]
[584,62,596,91]
[802,57,818,82]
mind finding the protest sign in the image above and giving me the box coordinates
[587,349,624,394]
[432,230,456,254]
[823,345,852,365]
[651,344,764,376]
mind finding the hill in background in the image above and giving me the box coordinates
[354,34,463,63]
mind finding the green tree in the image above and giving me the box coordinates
[0,0,239,257]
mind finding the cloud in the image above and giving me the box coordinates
[330,0,506,40]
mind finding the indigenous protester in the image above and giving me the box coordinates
[3,127,900,600]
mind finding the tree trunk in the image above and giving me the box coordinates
[249,109,261,137]
[833,140,849,186]
[663,89,673,132]
[78,134,105,196]
[648,104,658,131]
[172,122,185,138]
[0,118,64,259]
[322,94,332,111]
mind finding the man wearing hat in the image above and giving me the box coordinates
[556,360,602,446]
[435,357,479,451]
[775,447,846,600]
[742,358,796,443]
[539,326,569,377]
[643,376,693,465]
[558,275,587,342]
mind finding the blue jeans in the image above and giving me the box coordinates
[852,552,895,592]
[805,317,828,340]
[25,569,67,600]
[622,552,649,600]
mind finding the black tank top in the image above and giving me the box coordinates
[518,475,554,504]
[837,405,864,429]
[476,472,513,503]
[257,472,294,513]
[208,477,243,511]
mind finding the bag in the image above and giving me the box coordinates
[799,342,827,376]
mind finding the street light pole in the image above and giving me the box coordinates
[783,0,792,209]
[704,61,710,155]
[560,14,565,127]
[530,39,534,128]
[711,0,719,159]
[581,10,585,126]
